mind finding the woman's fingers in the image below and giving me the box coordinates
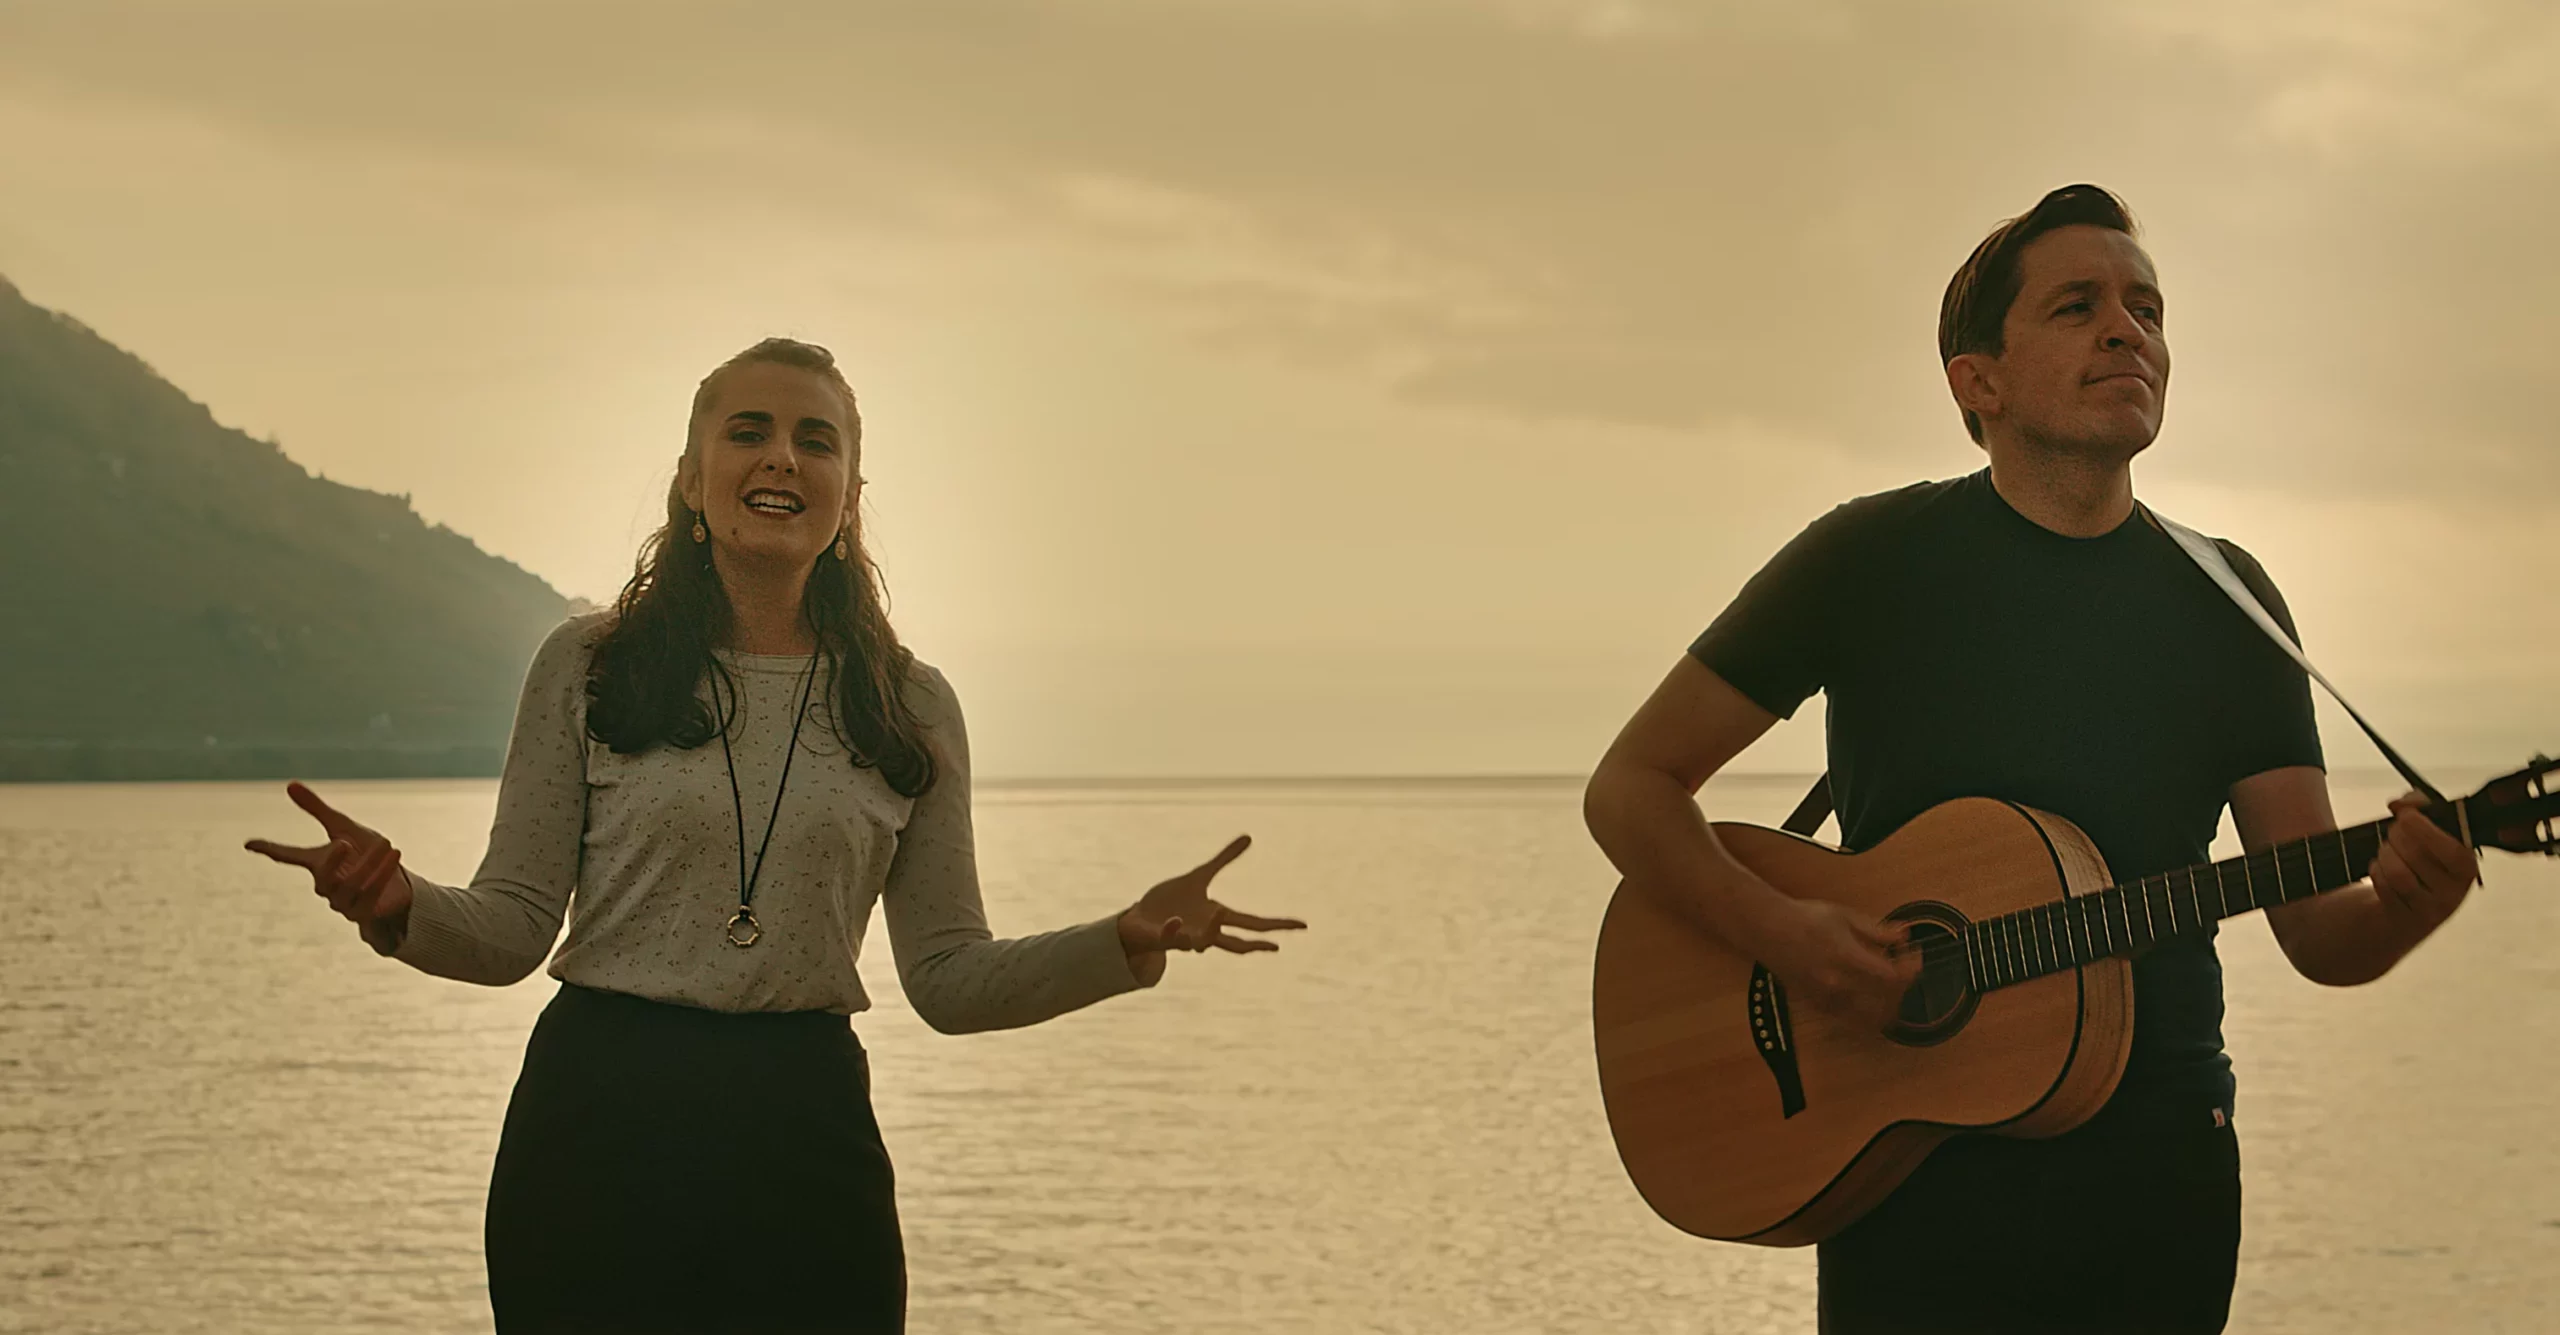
[330,842,400,916]
[1130,904,1299,962]
[344,855,401,922]
[364,847,408,898]
[1188,835,1252,883]
[308,841,355,906]
[248,806,410,929]
[254,782,392,897]
[244,838,330,869]
[286,781,362,840]
[1214,908,1306,933]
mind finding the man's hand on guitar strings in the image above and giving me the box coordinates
[2370,791,2479,930]
[1749,897,1924,1035]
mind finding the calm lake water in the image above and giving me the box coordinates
[2,771,2555,1333]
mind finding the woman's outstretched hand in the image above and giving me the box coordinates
[245,781,414,954]
[1115,835,1306,985]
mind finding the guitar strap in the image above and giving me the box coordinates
[1778,502,2445,840]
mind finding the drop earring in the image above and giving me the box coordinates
[834,530,851,561]
[691,512,708,544]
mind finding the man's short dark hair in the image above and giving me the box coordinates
[1938,184,2141,443]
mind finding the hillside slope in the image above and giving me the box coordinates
[0,276,572,779]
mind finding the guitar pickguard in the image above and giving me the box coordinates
[1748,963,1807,1118]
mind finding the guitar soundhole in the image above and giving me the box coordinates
[1885,903,1977,1047]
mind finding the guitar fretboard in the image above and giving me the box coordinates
[1962,818,2392,991]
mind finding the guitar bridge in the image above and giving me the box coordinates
[1749,963,1807,1118]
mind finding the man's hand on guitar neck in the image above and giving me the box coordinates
[1741,896,1923,1034]
[2237,768,2482,986]
[2370,790,2479,930]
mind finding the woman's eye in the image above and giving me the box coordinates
[800,438,833,453]
[730,429,765,443]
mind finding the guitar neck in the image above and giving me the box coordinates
[1965,815,2403,992]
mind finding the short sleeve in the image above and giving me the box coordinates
[2215,540,2325,783]
[1688,503,1874,719]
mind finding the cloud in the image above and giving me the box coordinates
[2124,0,2560,159]
[4,0,2548,774]
[4,0,2552,502]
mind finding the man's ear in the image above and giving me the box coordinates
[1946,353,2001,428]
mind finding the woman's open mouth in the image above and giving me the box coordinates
[742,487,805,517]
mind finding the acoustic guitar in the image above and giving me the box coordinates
[1591,756,2560,1246]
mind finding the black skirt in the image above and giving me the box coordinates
[485,982,905,1334]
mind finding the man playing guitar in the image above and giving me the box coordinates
[1581,184,2483,1333]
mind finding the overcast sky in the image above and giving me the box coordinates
[3,0,2552,779]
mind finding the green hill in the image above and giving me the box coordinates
[0,276,572,780]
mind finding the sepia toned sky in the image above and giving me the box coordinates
[2,0,2552,779]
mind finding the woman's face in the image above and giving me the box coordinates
[679,361,859,574]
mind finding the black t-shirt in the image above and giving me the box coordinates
[1689,469,2323,1110]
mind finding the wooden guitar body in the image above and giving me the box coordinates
[1591,798,2132,1245]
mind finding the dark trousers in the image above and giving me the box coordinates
[484,983,906,1334]
[1817,1089,2242,1334]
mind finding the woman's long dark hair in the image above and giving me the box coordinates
[583,338,936,797]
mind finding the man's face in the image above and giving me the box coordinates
[1958,224,2170,461]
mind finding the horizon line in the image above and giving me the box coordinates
[971,764,2446,789]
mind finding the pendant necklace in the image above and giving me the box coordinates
[713,649,822,948]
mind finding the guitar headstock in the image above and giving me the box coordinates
[2463,754,2560,856]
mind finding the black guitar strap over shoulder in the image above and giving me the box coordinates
[1778,503,2444,841]
[1780,774,1834,839]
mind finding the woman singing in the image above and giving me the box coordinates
[245,337,1303,1333]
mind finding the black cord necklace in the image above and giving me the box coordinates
[712,648,822,948]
